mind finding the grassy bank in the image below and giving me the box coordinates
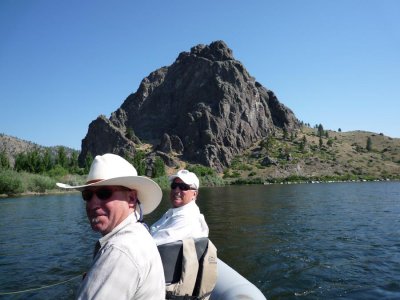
[2,168,399,198]
[0,169,227,197]
[0,169,84,197]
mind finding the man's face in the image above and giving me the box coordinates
[83,186,136,236]
[170,178,197,208]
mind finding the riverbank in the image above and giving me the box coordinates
[1,172,399,199]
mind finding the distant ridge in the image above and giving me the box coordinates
[0,133,77,166]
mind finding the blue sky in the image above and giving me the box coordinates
[1,0,399,150]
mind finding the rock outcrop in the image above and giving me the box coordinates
[79,41,300,171]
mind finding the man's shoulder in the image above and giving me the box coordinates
[107,224,160,259]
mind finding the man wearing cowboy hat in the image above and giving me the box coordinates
[57,153,165,300]
[150,169,209,245]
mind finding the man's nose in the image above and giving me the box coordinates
[86,194,102,208]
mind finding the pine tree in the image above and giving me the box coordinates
[69,151,79,173]
[283,128,289,140]
[318,124,324,137]
[366,137,372,151]
[299,135,307,152]
[84,152,94,173]
[56,147,68,168]
[0,150,10,170]
[42,148,53,172]
[153,157,165,177]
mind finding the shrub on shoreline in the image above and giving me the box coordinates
[0,170,24,195]
[0,170,59,196]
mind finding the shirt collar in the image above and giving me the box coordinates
[99,213,136,247]
[170,200,197,214]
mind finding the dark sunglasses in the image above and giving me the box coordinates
[81,187,129,202]
[170,182,194,191]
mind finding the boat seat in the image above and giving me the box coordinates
[157,237,209,284]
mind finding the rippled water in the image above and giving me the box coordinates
[0,182,399,299]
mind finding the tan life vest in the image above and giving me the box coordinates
[158,238,218,300]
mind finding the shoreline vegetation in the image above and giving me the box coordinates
[1,168,399,199]
[1,127,399,198]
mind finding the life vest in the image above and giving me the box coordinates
[157,237,218,300]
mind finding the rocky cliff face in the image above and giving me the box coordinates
[79,41,300,171]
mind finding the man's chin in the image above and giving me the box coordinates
[172,199,183,208]
[90,221,107,234]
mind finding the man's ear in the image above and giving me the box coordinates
[128,190,138,208]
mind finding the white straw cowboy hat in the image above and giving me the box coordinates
[56,153,162,215]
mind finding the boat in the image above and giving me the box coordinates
[210,259,266,300]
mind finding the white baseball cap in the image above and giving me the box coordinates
[169,169,200,189]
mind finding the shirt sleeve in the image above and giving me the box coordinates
[76,246,141,300]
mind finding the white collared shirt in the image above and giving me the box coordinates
[150,201,209,245]
[77,214,165,300]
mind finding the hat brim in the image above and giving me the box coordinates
[56,176,162,215]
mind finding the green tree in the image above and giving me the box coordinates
[14,150,42,173]
[56,147,68,168]
[0,170,23,195]
[319,136,323,148]
[84,152,94,173]
[299,135,307,152]
[299,141,305,152]
[0,151,10,170]
[187,165,215,176]
[126,151,146,176]
[283,128,289,140]
[290,132,295,141]
[126,127,134,140]
[317,124,324,137]
[152,156,165,178]
[69,151,79,173]
[133,151,146,176]
[261,136,274,154]
[42,148,53,172]
[14,152,28,172]
[366,137,372,151]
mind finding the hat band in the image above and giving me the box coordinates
[86,179,103,184]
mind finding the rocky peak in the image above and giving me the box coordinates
[79,41,300,171]
[176,40,234,62]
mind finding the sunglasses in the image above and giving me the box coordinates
[170,182,194,191]
[81,187,130,202]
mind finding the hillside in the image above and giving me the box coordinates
[220,127,400,182]
[0,133,78,166]
[1,127,399,184]
[151,126,399,182]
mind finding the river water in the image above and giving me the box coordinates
[0,182,399,299]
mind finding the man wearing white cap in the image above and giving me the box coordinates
[150,169,209,245]
[57,153,165,300]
